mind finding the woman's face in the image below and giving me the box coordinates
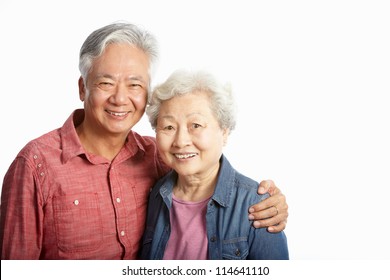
[156,91,229,178]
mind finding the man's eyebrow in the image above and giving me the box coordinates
[128,74,148,81]
[94,74,147,83]
[95,74,115,79]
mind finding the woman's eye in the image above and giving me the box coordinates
[164,125,174,130]
[192,123,202,129]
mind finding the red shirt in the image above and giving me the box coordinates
[0,109,169,259]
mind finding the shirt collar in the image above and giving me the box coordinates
[60,109,146,164]
[158,171,177,208]
[60,109,85,163]
[210,155,236,208]
[158,155,236,208]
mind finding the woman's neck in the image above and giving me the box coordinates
[174,163,220,202]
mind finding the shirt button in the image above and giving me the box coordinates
[40,172,45,177]
[74,200,79,205]
[120,231,125,236]
[37,163,42,168]
[116,198,121,203]
[235,249,241,256]
[210,236,217,242]
[33,155,38,160]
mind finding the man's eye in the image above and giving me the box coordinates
[99,82,113,88]
[192,123,202,129]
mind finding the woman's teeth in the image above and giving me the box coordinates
[174,153,197,159]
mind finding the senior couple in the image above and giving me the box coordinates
[0,22,288,259]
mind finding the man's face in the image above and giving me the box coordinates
[79,43,150,138]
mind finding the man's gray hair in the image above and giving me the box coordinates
[78,22,159,87]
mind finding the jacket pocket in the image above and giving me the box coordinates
[53,193,103,252]
[222,237,249,260]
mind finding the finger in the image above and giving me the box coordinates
[249,193,281,213]
[258,180,275,194]
[249,205,279,221]
[268,221,287,232]
[252,212,288,229]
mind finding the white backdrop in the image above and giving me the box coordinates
[1,0,389,260]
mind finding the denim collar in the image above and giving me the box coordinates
[212,155,236,208]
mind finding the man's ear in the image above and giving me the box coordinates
[78,76,86,101]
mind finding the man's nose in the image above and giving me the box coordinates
[110,83,129,105]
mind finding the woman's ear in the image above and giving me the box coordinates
[222,128,230,146]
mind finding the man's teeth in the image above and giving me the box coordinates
[108,111,128,116]
[175,153,197,159]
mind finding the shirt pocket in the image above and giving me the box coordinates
[53,193,103,253]
[222,237,249,260]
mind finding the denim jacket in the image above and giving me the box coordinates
[140,155,289,260]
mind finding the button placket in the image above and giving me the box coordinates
[109,164,127,244]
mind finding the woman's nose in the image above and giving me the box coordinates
[173,127,191,147]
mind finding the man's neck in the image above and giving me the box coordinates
[76,122,128,161]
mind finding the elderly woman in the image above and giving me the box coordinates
[140,70,289,260]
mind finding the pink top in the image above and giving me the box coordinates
[163,194,210,260]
